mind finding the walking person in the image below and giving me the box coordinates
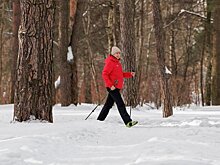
[97,46,138,128]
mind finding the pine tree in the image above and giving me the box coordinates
[14,0,55,122]
[11,0,21,103]
[152,0,173,117]
[119,0,138,107]
[212,0,220,105]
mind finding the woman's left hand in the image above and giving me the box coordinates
[131,72,135,77]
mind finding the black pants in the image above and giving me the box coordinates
[97,88,132,125]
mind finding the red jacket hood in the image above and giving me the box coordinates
[105,55,119,63]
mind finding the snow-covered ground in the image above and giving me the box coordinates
[0,104,220,165]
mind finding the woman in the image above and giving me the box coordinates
[97,46,138,128]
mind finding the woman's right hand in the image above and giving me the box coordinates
[110,86,116,90]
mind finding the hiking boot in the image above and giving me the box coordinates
[126,121,138,128]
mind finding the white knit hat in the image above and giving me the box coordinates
[111,46,121,55]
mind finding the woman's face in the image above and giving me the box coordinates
[114,52,121,59]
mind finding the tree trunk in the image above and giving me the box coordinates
[0,23,2,104]
[200,25,206,106]
[119,0,138,107]
[58,0,73,106]
[82,2,101,103]
[14,0,55,122]
[69,0,77,29]
[152,0,173,117]
[84,50,92,103]
[136,0,144,104]
[11,0,21,103]
[106,0,117,52]
[70,0,83,106]
[212,0,220,105]
[205,0,213,106]
[107,1,114,52]
[68,0,78,106]
[0,2,4,104]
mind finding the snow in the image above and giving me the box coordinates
[1,104,220,165]
[67,46,73,61]
[180,9,207,20]
[164,9,211,28]
[83,11,88,17]
[165,66,172,75]
[54,76,60,89]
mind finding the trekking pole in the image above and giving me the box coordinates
[129,88,133,117]
[85,95,107,120]
[129,69,135,117]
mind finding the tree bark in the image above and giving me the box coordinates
[119,0,138,107]
[205,0,213,106]
[14,0,55,122]
[152,0,173,117]
[69,0,83,106]
[84,50,92,103]
[11,0,21,103]
[0,2,4,104]
[136,0,144,104]
[81,1,101,102]
[200,33,205,106]
[70,0,77,28]
[212,0,220,105]
[0,24,2,104]
[58,0,73,106]
[107,1,114,52]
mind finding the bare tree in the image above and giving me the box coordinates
[136,0,145,104]
[11,0,21,103]
[0,1,3,104]
[119,0,138,107]
[152,0,173,117]
[212,0,220,105]
[14,0,55,122]
[58,0,74,106]
[69,0,85,106]
[83,50,92,103]
[205,0,213,106]
[106,0,118,52]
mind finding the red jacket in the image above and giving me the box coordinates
[102,55,132,89]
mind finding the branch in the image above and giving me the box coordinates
[164,9,212,29]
